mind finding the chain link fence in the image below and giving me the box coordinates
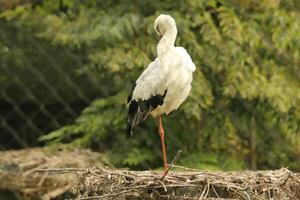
[0,21,101,150]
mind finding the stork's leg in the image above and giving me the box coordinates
[158,116,168,171]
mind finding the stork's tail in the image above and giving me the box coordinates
[126,90,167,137]
[126,100,149,137]
[126,122,133,138]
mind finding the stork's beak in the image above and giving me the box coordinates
[157,29,162,39]
[155,27,162,39]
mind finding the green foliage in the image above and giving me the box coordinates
[2,0,300,170]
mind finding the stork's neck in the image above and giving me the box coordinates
[157,29,177,57]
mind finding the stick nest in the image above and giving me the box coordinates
[71,167,300,200]
[1,147,299,200]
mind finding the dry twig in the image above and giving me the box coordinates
[161,150,182,181]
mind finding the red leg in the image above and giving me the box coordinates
[158,116,168,171]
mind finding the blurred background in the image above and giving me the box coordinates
[0,0,299,171]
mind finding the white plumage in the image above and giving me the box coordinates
[126,14,195,170]
[133,47,195,117]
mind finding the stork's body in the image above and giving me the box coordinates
[127,14,196,171]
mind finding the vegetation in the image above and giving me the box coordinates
[0,0,299,171]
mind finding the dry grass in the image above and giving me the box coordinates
[0,146,104,200]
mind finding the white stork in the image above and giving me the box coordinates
[127,14,196,171]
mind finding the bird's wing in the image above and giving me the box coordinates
[127,59,167,136]
[175,47,196,73]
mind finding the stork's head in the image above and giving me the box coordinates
[154,14,177,38]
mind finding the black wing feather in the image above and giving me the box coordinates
[126,89,167,137]
[127,83,136,104]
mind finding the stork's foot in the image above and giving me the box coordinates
[163,163,170,172]
[161,150,182,178]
